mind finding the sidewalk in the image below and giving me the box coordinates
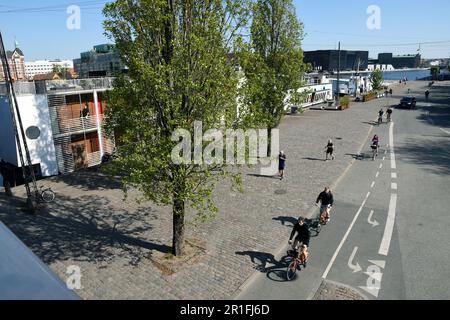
[0,84,410,299]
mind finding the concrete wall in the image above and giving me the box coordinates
[0,94,58,177]
[16,95,58,176]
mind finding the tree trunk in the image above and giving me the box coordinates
[267,127,272,157]
[172,190,185,256]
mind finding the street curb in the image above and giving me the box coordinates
[232,118,375,299]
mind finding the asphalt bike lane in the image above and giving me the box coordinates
[237,120,397,300]
[323,121,405,299]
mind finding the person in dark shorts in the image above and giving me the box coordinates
[325,139,335,160]
[278,151,286,180]
[288,216,311,250]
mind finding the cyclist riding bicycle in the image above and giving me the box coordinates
[371,135,380,156]
[316,187,334,222]
[288,216,311,254]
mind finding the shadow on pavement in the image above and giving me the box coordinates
[56,168,123,191]
[302,157,326,162]
[235,250,292,282]
[395,138,450,175]
[272,216,297,227]
[246,174,279,180]
[0,192,170,267]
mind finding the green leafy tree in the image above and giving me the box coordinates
[369,69,383,91]
[238,0,308,155]
[430,66,440,80]
[103,0,249,256]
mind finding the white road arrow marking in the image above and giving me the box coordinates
[348,247,362,273]
[368,260,386,269]
[367,210,379,227]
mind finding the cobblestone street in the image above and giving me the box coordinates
[0,92,398,299]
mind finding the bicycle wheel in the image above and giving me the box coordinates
[286,260,297,281]
[41,189,55,203]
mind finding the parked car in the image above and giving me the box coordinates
[398,96,416,109]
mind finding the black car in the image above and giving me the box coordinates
[398,96,416,109]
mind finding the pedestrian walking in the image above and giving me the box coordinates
[278,151,286,180]
[325,139,335,161]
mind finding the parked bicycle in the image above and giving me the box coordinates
[32,186,55,203]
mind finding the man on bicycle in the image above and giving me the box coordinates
[316,187,334,222]
[288,216,311,252]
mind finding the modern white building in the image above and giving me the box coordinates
[25,60,73,79]
[0,78,115,186]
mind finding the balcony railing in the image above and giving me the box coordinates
[36,77,114,94]
[55,116,98,136]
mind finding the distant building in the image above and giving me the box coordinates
[73,44,127,78]
[25,60,73,79]
[304,50,369,72]
[370,53,421,69]
[0,45,27,82]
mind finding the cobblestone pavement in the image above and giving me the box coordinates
[312,280,367,300]
[0,85,404,299]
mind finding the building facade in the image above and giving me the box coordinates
[0,47,27,82]
[304,50,369,72]
[0,78,115,185]
[370,53,421,69]
[73,44,127,78]
[25,60,74,79]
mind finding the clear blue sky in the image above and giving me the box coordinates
[1,0,449,61]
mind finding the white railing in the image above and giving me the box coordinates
[43,77,114,93]
[56,116,98,135]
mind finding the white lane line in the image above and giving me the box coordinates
[379,163,383,169]
[382,156,386,161]
[375,172,380,178]
[322,191,371,279]
[384,150,387,155]
[389,123,397,170]
[391,183,398,190]
[371,181,375,188]
[379,193,398,256]
[391,172,397,179]
[440,128,450,135]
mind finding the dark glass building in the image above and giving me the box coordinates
[372,53,421,69]
[304,50,369,72]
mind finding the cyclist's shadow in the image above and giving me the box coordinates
[235,250,292,282]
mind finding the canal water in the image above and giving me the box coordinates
[382,69,431,80]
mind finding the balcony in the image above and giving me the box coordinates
[54,116,99,137]
[35,77,114,94]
